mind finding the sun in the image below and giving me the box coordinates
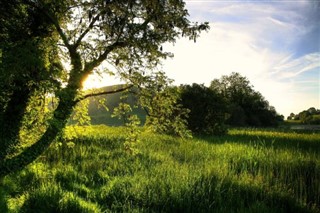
[82,73,122,90]
[82,74,104,90]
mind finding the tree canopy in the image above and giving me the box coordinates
[210,72,283,127]
[287,107,320,124]
[0,0,209,177]
[179,83,227,135]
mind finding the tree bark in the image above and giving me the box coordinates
[0,46,85,178]
[0,86,77,178]
[0,82,32,161]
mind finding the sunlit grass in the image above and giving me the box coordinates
[1,126,319,212]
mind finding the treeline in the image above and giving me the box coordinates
[287,107,320,124]
[84,73,283,135]
[179,72,283,135]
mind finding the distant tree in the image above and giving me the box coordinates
[307,107,317,114]
[179,83,227,135]
[287,113,295,120]
[0,0,209,177]
[210,73,252,126]
[210,72,283,127]
[299,111,311,124]
[292,107,320,124]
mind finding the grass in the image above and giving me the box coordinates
[0,126,319,212]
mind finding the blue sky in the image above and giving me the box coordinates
[162,0,320,117]
[84,0,320,117]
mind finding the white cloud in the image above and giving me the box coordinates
[272,53,320,79]
[163,22,270,84]
[162,1,320,116]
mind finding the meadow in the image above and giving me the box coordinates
[0,126,319,212]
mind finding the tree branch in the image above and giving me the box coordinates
[83,41,127,73]
[77,84,133,102]
[22,0,72,49]
[143,106,151,117]
[74,13,101,49]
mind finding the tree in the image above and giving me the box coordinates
[210,72,283,127]
[291,107,320,124]
[0,0,63,163]
[179,83,227,135]
[136,72,191,137]
[287,113,295,120]
[0,0,209,177]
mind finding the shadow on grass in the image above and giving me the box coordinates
[188,174,316,213]
[98,173,316,213]
[166,174,314,213]
[228,158,319,207]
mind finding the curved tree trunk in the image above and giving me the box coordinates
[0,83,33,161]
[0,86,77,178]
[0,47,86,178]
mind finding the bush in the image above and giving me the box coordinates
[179,84,227,135]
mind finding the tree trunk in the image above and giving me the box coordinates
[0,44,85,177]
[0,83,32,161]
[0,86,77,178]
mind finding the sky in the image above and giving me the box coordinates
[162,0,320,117]
[84,0,320,117]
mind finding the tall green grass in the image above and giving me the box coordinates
[1,126,319,212]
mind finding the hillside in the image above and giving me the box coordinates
[85,85,146,126]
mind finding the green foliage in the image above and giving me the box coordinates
[137,72,191,138]
[0,0,208,177]
[84,75,192,138]
[179,83,228,135]
[288,107,320,124]
[0,126,319,212]
[210,72,283,127]
[85,85,146,126]
[177,73,283,135]
[112,101,141,155]
[20,183,100,213]
[112,103,133,124]
[70,99,91,126]
[123,115,141,156]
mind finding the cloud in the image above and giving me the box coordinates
[271,53,320,79]
[162,1,320,116]
[186,0,317,51]
[163,21,286,84]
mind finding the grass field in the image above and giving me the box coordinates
[0,126,319,212]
